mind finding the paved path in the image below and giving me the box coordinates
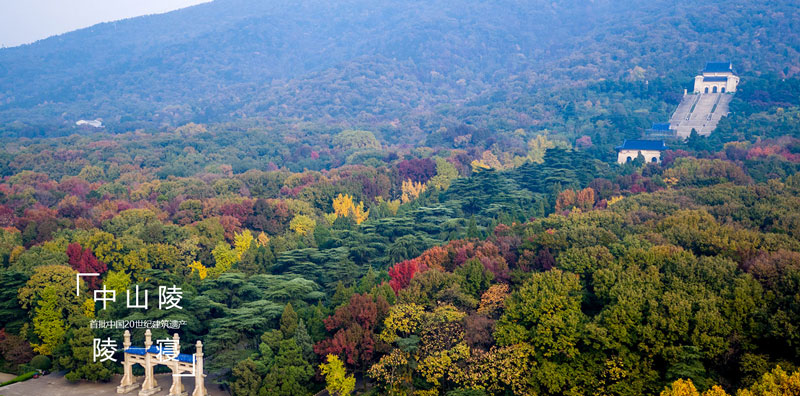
[0,372,229,396]
[669,93,733,138]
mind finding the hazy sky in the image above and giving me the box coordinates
[0,0,211,48]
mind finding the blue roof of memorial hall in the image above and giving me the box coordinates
[703,62,733,73]
[649,123,671,131]
[615,139,667,151]
[703,76,728,82]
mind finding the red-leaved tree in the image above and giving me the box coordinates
[0,329,34,365]
[388,259,419,293]
[66,243,107,289]
[314,293,389,371]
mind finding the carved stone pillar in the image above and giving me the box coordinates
[117,330,140,394]
[191,340,207,396]
[139,329,161,396]
[169,332,186,396]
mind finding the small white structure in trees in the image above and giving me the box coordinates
[615,139,668,164]
[76,119,103,128]
[693,62,739,94]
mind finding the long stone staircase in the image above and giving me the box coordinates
[669,93,732,138]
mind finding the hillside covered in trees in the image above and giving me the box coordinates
[1,0,799,139]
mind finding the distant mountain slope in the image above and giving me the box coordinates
[0,0,798,137]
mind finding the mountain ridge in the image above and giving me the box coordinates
[1,0,798,137]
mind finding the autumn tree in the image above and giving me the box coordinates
[290,214,316,235]
[555,189,577,211]
[401,179,426,203]
[379,303,425,343]
[396,158,436,184]
[737,366,800,396]
[320,354,356,396]
[454,343,538,395]
[314,293,389,373]
[66,243,107,289]
[389,259,420,293]
[246,199,291,235]
[533,248,555,272]
[576,187,596,210]
[32,285,67,355]
[368,349,411,395]
[0,329,34,366]
[477,284,510,318]
[330,194,369,225]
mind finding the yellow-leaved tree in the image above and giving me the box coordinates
[19,266,85,356]
[81,298,95,319]
[233,230,253,259]
[324,212,339,225]
[401,180,426,203]
[332,193,355,218]
[320,354,356,396]
[105,270,131,294]
[737,366,800,396]
[380,303,425,343]
[479,150,503,169]
[209,242,237,278]
[352,201,369,225]
[329,193,369,224]
[189,260,208,280]
[256,232,270,247]
[197,230,255,279]
[660,378,731,396]
[32,286,67,355]
[470,160,491,173]
[290,214,316,235]
[417,342,470,388]
[368,349,410,395]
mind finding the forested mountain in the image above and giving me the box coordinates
[3,1,800,395]
[1,0,799,137]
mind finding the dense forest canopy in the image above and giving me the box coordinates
[0,74,799,395]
